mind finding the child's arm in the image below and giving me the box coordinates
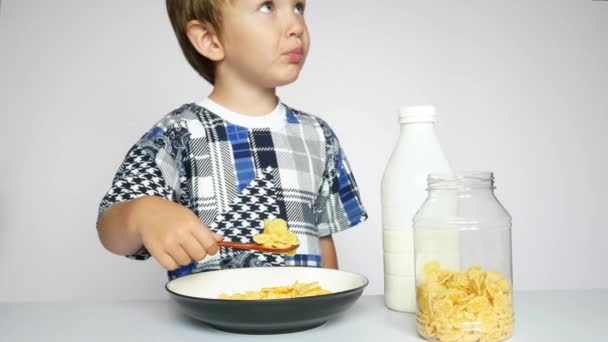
[320,235,338,269]
[97,196,223,271]
[313,117,367,269]
[97,112,225,271]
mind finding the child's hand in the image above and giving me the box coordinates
[132,196,224,271]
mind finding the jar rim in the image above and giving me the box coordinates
[428,171,494,181]
[427,172,495,190]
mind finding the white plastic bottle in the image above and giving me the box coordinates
[381,106,453,312]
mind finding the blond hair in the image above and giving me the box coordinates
[166,0,227,84]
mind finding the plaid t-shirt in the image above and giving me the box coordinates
[98,98,368,279]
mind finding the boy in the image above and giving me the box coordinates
[97,0,367,279]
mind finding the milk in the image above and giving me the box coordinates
[381,106,453,313]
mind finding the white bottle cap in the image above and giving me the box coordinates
[399,105,437,123]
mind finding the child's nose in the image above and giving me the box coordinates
[284,13,305,38]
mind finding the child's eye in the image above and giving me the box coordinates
[259,1,274,13]
[294,2,305,15]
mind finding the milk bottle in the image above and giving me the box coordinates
[381,106,453,312]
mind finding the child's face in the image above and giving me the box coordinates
[219,0,309,88]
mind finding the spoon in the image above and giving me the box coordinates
[217,240,299,254]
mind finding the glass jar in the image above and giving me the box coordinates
[414,172,513,342]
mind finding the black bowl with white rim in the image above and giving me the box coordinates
[165,266,369,334]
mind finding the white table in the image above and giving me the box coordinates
[2,290,607,341]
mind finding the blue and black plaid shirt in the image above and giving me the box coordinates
[99,99,367,279]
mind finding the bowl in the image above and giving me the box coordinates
[165,266,369,334]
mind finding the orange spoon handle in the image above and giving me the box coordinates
[217,241,299,254]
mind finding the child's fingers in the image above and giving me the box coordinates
[180,234,207,262]
[170,244,193,266]
[212,232,224,242]
[191,227,220,256]
[155,252,179,271]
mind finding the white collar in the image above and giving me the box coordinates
[198,97,286,129]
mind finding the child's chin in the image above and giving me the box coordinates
[272,71,302,87]
[274,78,298,87]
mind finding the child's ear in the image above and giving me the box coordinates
[186,20,224,62]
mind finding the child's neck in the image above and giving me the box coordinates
[209,77,278,117]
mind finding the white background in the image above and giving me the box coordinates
[0,0,606,302]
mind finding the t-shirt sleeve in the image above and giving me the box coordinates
[314,119,368,237]
[98,122,185,260]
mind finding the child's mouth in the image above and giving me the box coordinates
[286,48,304,63]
